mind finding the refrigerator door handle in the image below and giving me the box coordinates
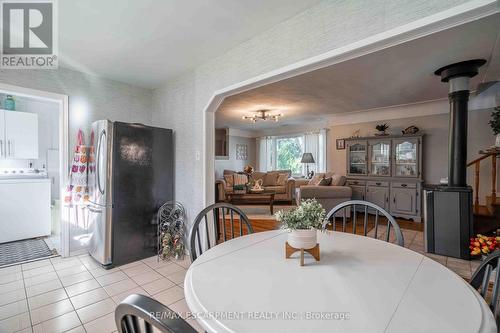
[96,129,106,195]
[88,200,111,208]
[87,205,103,214]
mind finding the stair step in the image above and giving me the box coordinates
[473,205,495,217]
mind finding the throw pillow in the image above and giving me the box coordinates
[233,173,248,186]
[318,177,332,186]
[276,173,288,186]
[224,174,234,187]
[263,172,279,186]
[308,174,324,186]
[331,174,346,186]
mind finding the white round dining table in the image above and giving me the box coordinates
[184,230,497,333]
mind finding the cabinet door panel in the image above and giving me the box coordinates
[366,186,389,210]
[393,138,420,178]
[5,111,38,159]
[351,185,365,201]
[347,141,367,175]
[369,140,391,176]
[391,187,417,215]
[0,110,5,158]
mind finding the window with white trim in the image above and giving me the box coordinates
[257,130,327,176]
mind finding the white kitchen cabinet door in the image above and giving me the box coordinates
[4,111,38,159]
[0,110,5,158]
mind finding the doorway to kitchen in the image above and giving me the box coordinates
[0,83,69,266]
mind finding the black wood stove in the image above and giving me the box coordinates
[424,59,486,260]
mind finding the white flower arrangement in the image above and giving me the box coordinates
[276,198,326,230]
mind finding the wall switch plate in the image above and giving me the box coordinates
[195,150,201,161]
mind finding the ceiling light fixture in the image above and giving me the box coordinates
[242,109,282,123]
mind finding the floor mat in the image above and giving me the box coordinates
[0,238,55,266]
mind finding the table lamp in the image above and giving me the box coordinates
[301,153,315,179]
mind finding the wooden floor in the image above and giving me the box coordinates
[221,213,423,239]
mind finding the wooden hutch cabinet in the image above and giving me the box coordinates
[346,134,423,222]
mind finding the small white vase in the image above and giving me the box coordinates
[495,134,500,148]
[287,229,317,249]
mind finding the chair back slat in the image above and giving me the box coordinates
[190,203,253,261]
[116,294,197,333]
[323,200,404,247]
[230,210,235,239]
[470,250,500,320]
[352,205,357,234]
[482,265,492,297]
[144,321,153,333]
[363,206,368,236]
[204,215,211,250]
[342,208,347,232]
[196,233,202,257]
[221,209,227,242]
[385,222,391,243]
[125,314,139,333]
[490,258,500,313]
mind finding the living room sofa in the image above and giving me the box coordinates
[295,172,352,214]
[216,169,296,203]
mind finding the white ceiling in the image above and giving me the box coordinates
[58,0,322,88]
[215,13,500,131]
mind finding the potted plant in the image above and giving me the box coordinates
[489,107,500,147]
[276,199,326,249]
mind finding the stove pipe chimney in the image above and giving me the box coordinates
[434,59,486,187]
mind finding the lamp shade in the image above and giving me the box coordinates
[301,153,315,164]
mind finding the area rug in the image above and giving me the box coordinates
[0,238,55,266]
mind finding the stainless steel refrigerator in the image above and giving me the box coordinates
[88,120,173,268]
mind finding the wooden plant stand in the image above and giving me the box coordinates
[285,242,320,266]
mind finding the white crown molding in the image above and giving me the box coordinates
[325,99,450,126]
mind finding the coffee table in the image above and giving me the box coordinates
[226,190,276,214]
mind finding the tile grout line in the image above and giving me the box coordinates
[6,265,31,333]
[58,256,86,332]
[32,257,84,332]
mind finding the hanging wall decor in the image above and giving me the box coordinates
[236,144,248,160]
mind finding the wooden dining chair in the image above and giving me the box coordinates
[322,200,404,247]
[189,202,253,261]
[115,294,197,333]
[470,250,500,321]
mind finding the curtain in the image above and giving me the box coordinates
[304,129,327,174]
[257,137,273,171]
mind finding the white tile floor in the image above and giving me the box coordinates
[0,254,202,333]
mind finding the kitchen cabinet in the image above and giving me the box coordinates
[0,178,51,243]
[2,110,38,159]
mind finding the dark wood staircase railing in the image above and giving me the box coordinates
[467,148,500,234]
